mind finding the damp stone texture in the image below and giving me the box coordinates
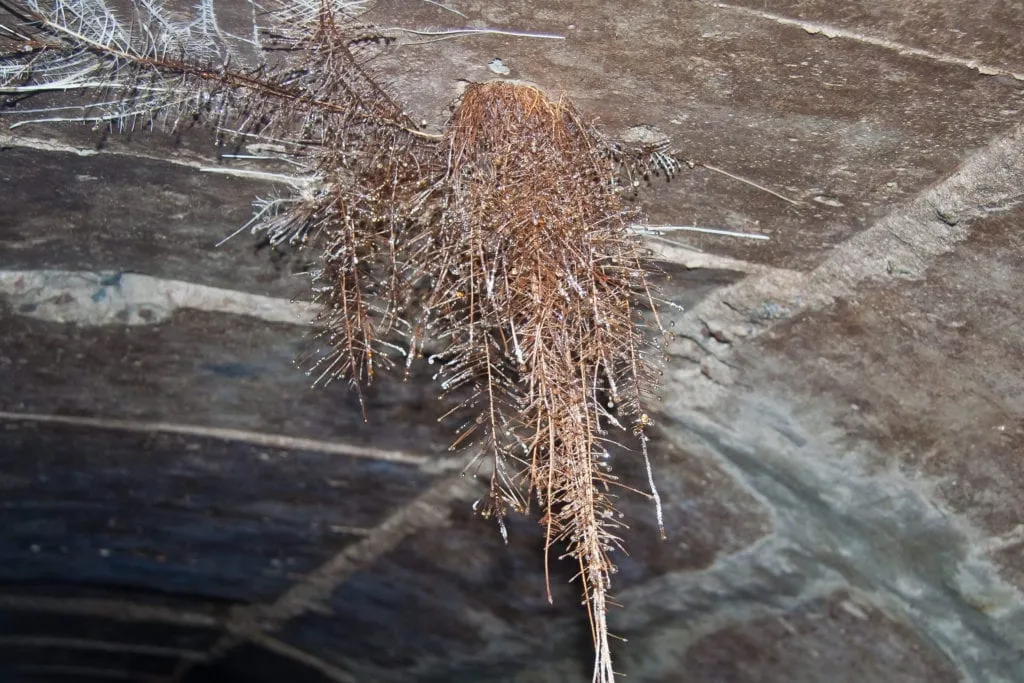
[1,1,1023,682]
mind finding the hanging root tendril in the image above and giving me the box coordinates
[2,6,671,680]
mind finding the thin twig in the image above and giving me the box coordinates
[199,166,311,186]
[698,162,803,206]
[420,0,466,18]
[634,224,770,240]
[386,26,565,40]
[640,435,666,540]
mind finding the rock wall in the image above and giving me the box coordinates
[1,1,1023,681]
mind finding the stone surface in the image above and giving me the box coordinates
[682,590,961,683]
[752,207,1024,537]
[1,0,1024,682]
[0,147,306,298]
[726,0,1024,76]
[1,419,436,600]
[367,0,1024,269]
[0,307,458,451]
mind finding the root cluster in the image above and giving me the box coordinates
[2,6,673,679]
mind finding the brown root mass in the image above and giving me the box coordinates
[425,82,660,681]
[310,81,663,680]
[3,6,668,677]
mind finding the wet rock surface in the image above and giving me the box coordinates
[1,1,1023,682]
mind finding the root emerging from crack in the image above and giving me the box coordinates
[426,82,662,682]
[3,3,669,675]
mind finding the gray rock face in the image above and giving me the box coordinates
[2,1,1024,682]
